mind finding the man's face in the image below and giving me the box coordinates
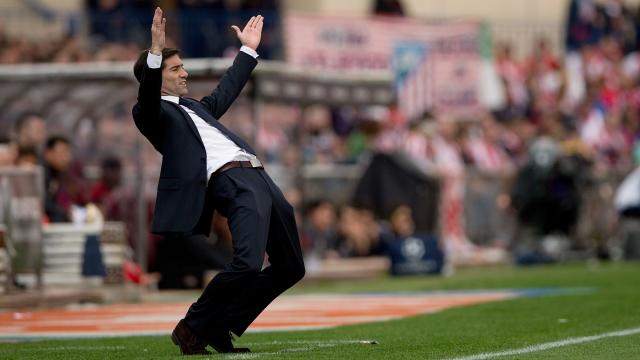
[103,166,122,188]
[161,55,189,97]
[19,116,46,147]
[45,142,71,171]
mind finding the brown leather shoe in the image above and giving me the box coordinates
[171,319,211,355]
[209,330,251,353]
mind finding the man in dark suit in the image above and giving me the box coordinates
[132,7,305,355]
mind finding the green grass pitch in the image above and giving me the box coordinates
[1,262,639,359]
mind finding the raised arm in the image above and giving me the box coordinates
[132,7,167,150]
[150,7,166,56]
[200,16,263,119]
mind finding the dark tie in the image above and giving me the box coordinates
[178,97,190,107]
[178,98,255,155]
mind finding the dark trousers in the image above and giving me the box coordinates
[184,167,305,339]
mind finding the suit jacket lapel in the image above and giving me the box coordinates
[180,98,256,155]
[162,99,205,148]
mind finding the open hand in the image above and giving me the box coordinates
[231,15,263,51]
[150,7,166,55]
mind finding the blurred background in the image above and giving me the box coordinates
[1,0,640,296]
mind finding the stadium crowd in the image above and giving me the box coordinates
[0,0,282,64]
[1,0,640,280]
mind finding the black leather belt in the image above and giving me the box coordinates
[213,159,263,177]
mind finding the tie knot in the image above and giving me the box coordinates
[178,97,190,107]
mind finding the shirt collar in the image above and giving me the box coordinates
[162,95,180,104]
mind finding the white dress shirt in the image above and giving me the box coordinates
[147,47,259,180]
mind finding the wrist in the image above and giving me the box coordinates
[242,42,257,51]
[240,45,259,59]
[150,47,163,55]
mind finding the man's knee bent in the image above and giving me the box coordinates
[280,259,305,287]
[292,262,305,283]
[228,255,264,275]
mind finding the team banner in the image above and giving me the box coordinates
[392,41,432,120]
[284,14,481,116]
[419,32,480,116]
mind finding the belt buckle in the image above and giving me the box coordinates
[250,158,262,168]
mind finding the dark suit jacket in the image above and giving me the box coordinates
[132,52,258,234]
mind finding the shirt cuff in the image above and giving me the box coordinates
[240,46,259,59]
[147,52,162,69]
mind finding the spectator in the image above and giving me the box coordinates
[510,135,583,262]
[89,155,122,209]
[495,42,529,117]
[602,0,636,54]
[402,117,433,173]
[177,0,228,58]
[464,115,514,174]
[156,211,234,289]
[525,39,566,115]
[335,207,384,257]
[344,108,386,163]
[86,0,126,44]
[256,116,289,163]
[524,37,560,74]
[431,120,475,258]
[14,113,46,152]
[43,136,74,222]
[381,205,446,275]
[566,0,599,51]
[240,0,281,59]
[15,146,38,168]
[387,204,414,239]
[302,106,341,163]
[300,199,338,258]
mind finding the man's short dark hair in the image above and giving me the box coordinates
[133,48,181,83]
[45,135,70,150]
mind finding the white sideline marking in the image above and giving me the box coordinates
[14,345,126,352]
[241,339,378,346]
[225,339,379,358]
[445,326,640,360]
